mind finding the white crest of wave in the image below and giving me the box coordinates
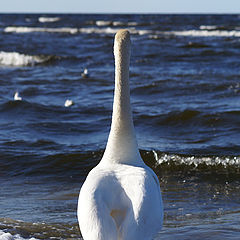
[199,25,217,30]
[0,51,45,66]
[79,27,121,34]
[4,24,240,38]
[4,26,78,34]
[165,30,240,38]
[4,25,148,36]
[0,230,38,240]
[96,20,112,26]
[152,150,240,167]
[38,17,60,23]
[95,20,138,27]
[4,25,151,36]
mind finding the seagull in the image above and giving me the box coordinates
[64,99,74,107]
[14,91,22,101]
[81,68,89,78]
[77,30,163,240]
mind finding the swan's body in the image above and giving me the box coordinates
[78,30,163,240]
[14,91,22,101]
[81,68,89,78]
[64,99,74,107]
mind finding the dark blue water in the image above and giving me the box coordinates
[0,14,239,239]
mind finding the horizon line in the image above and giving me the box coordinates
[0,11,239,15]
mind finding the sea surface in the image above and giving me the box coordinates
[0,14,240,239]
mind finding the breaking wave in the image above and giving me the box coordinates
[0,230,38,240]
[1,148,239,178]
[0,218,81,240]
[3,26,137,35]
[0,51,51,66]
[152,150,240,168]
[164,30,240,38]
[38,16,61,23]
[199,25,218,30]
[95,20,138,27]
[4,25,240,38]
[4,26,78,34]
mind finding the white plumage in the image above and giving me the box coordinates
[81,68,89,78]
[14,91,22,101]
[64,99,74,107]
[78,29,163,240]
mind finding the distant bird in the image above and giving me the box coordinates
[78,30,163,240]
[64,99,74,107]
[14,91,22,101]
[81,68,89,78]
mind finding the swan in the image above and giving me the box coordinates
[78,29,163,240]
[14,91,22,101]
[64,99,74,107]
[81,68,89,78]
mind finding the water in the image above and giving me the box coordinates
[0,14,240,239]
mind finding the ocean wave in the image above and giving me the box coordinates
[0,51,50,66]
[96,20,112,26]
[78,27,150,35]
[0,218,80,240]
[182,41,210,48]
[151,150,240,168]
[3,25,148,35]
[95,20,138,27]
[38,16,60,23]
[199,25,217,30]
[1,148,239,178]
[138,109,240,128]
[113,21,138,26]
[4,24,240,38]
[4,26,78,34]
[79,27,120,35]
[0,100,67,121]
[163,30,240,38]
[0,230,38,240]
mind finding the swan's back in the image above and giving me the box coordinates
[77,29,163,240]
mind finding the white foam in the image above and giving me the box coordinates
[0,51,46,66]
[199,25,217,30]
[79,27,143,35]
[128,22,138,26]
[0,230,38,240]
[0,231,13,240]
[4,26,78,34]
[163,30,240,38]
[112,21,123,26]
[38,17,60,23]
[5,25,240,38]
[153,151,240,167]
[112,21,138,26]
[96,20,112,26]
[3,26,148,36]
[79,27,120,35]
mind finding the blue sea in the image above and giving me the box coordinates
[0,14,239,239]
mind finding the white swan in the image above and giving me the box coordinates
[14,91,22,101]
[64,99,74,107]
[78,30,163,240]
[81,68,89,78]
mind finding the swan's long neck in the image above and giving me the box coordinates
[102,30,143,166]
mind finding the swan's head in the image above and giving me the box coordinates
[114,29,131,58]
